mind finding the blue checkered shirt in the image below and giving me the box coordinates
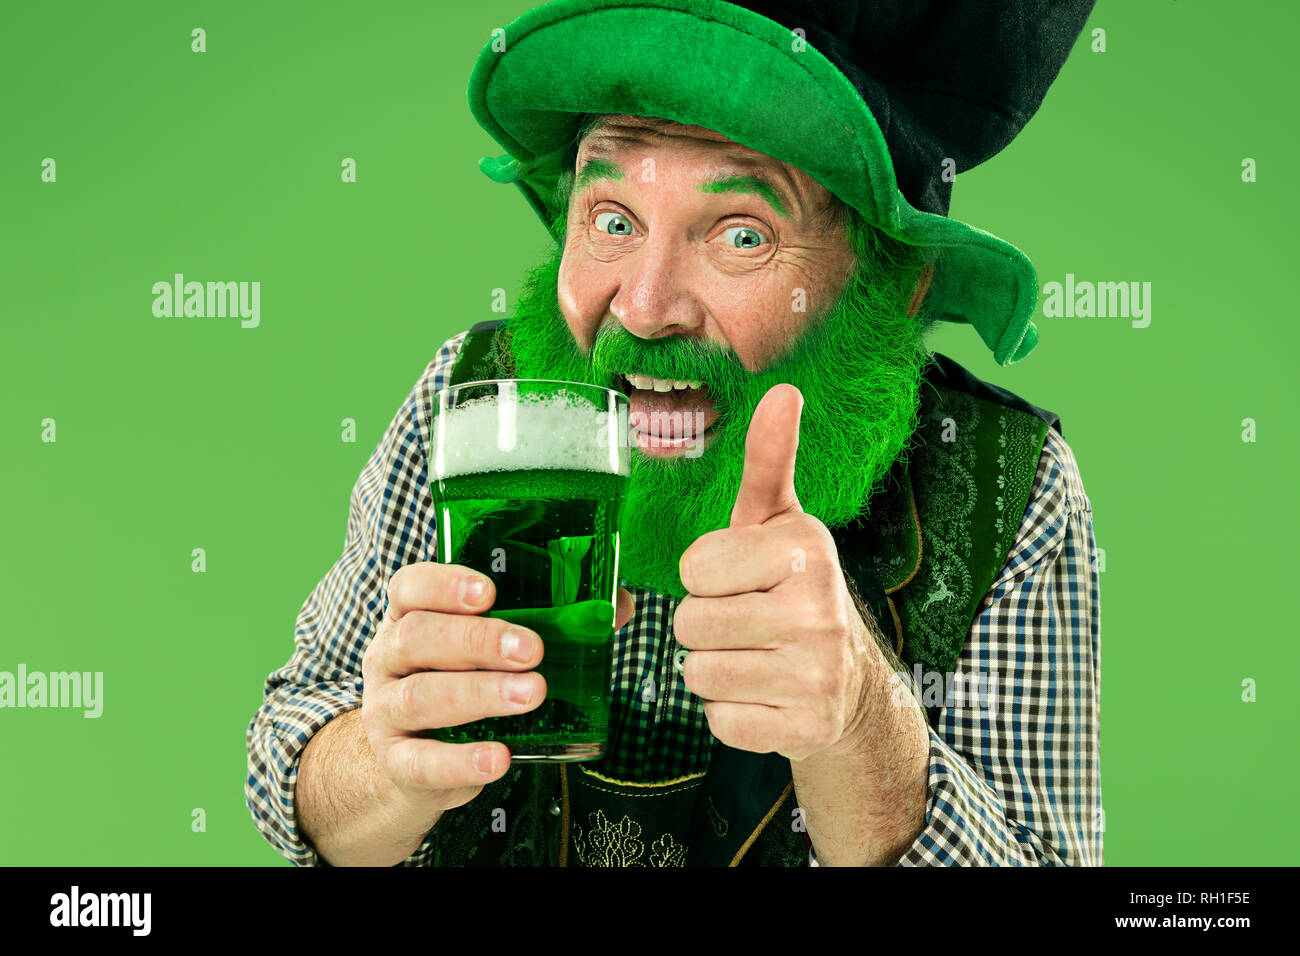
[245,330,1102,866]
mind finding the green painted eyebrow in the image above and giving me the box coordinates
[573,163,792,220]
[575,158,625,189]
[697,174,791,219]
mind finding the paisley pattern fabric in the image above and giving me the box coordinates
[425,763,561,867]
[881,383,1050,699]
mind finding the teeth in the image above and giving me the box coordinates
[625,374,704,391]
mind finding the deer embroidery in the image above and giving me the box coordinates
[922,568,955,612]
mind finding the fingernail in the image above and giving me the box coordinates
[500,629,534,663]
[503,674,534,706]
[472,747,496,776]
[459,574,488,606]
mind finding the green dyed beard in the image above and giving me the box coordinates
[504,243,932,598]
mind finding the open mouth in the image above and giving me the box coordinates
[619,373,721,457]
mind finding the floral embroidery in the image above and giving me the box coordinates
[572,810,643,866]
[649,833,687,867]
[570,809,687,867]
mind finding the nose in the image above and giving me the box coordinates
[608,238,707,341]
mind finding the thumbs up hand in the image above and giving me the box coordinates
[673,384,886,763]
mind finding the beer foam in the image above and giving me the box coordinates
[434,388,629,478]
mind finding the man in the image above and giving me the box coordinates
[246,0,1100,866]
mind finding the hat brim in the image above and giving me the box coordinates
[468,0,1040,366]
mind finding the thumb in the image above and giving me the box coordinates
[615,587,635,631]
[729,384,804,528]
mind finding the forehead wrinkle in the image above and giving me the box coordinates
[579,122,816,221]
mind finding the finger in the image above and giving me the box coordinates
[377,610,543,677]
[672,591,804,651]
[729,384,804,529]
[680,522,825,596]
[700,699,789,756]
[384,737,512,792]
[384,562,496,622]
[682,648,804,706]
[373,669,548,734]
[615,587,635,631]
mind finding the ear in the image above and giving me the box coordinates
[907,264,934,319]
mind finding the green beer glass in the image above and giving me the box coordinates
[427,379,629,761]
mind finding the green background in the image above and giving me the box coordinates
[2,1,1295,865]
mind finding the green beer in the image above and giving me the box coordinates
[427,381,629,761]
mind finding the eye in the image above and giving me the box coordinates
[722,226,768,249]
[594,211,635,236]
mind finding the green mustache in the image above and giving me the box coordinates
[589,321,745,389]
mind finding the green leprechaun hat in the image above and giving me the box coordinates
[467,0,1094,366]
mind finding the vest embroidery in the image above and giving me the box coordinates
[571,809,688,867]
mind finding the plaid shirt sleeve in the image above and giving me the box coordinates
[244,332,467,866]
[889,425,1103,867]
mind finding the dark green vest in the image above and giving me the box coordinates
[425,320,1059,867]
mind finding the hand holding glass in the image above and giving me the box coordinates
[427,379,629,761]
